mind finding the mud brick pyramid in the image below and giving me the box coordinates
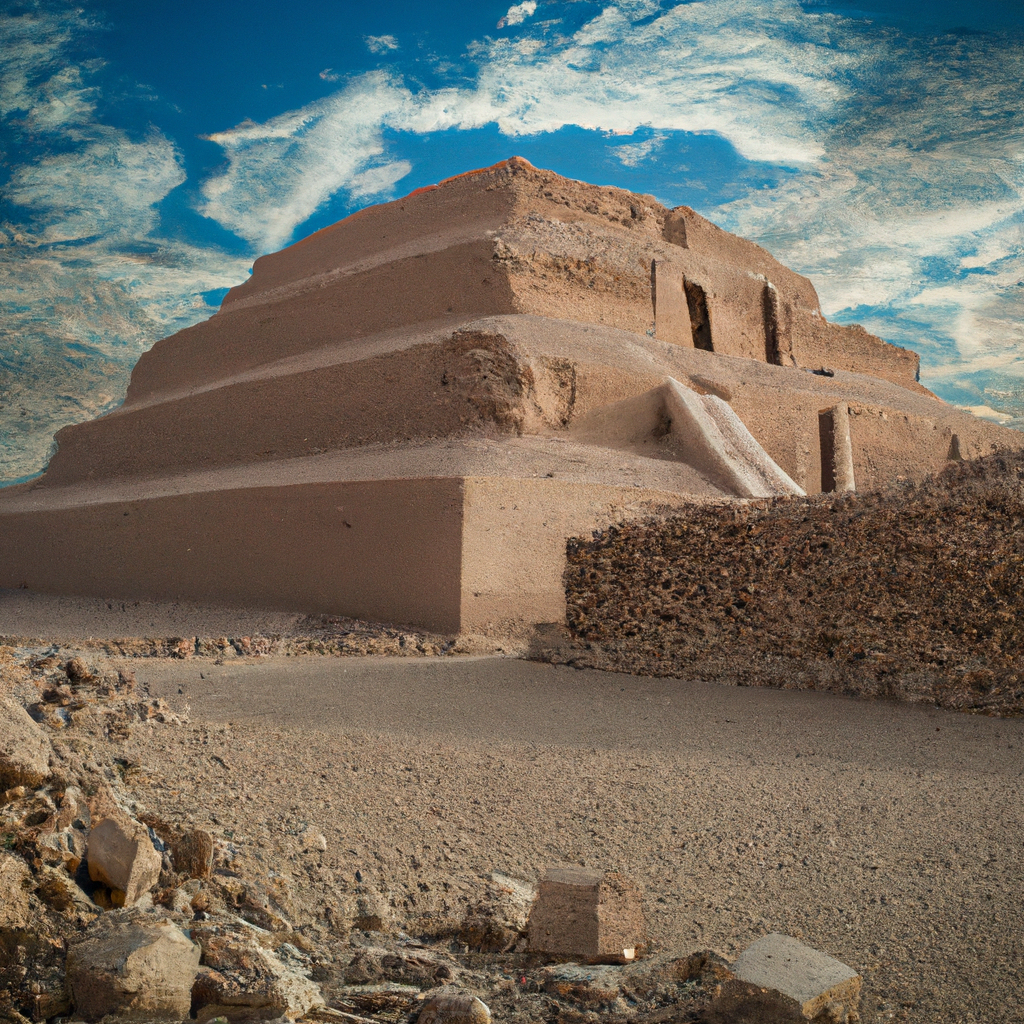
[2,158,1020,636]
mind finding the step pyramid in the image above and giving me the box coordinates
[1,158,1018,636]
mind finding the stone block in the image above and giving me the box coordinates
[417,993,491,1024]
[714,933,862,1023]
[527,866,646,962]
[0,697,53,789]
[66,914,201,1022]
[86,815,162,905]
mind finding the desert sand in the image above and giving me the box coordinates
[2,631,1022,1024]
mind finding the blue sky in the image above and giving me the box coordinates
[2,0,1023,483]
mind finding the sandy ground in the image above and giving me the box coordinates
[96,653,1024,1024]
[3,585,1023,1022]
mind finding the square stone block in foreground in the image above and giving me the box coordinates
[527,866,645,963]
[718,932,862,1022]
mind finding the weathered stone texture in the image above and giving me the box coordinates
[66,915,201,1022]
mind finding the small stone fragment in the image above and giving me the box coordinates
[527,866,646,962]
[86,815,162,905]
[64,658,95,684]
[172,828,214,879]
[65,914,201,1022]
[417,993,491,1024]
[0,697,53,789]
[712,933,862,1023]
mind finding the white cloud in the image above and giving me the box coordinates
[197,0,846,252]
[614,132,667,167]
[498,1,538,29]
[364,34,399,54]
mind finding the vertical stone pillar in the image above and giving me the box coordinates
[818,404,855,493]
[651,260,693,347]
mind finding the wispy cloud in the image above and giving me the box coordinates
[498,2,538,29]
[0,4,248,482]
[364,34,399,54]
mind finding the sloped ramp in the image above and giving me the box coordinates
[571,377,805,499]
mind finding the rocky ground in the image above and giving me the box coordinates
[0,652,863,1024]
[2,646,1023,1024]
[3,452,1024,1024]
[546,450,1024,717]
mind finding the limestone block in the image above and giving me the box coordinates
[0,697,53,789]
[715,933,862,1023]
[0,852,33,928]
[417,993,491,1024]
[66,915,201,1022]
[527,866,646,962]
[86,816,162,905]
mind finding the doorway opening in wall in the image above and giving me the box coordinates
[683,280,713,351]
[762,283,781,365]
[818,408,837,493]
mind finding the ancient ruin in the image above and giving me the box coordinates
[1,157,1020,635]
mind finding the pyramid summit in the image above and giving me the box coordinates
[2,157,1019,636]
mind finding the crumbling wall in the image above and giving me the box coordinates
[786,308,921,389]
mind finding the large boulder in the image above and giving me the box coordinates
[86,815,162,905]
[0,697,53,789]
[66,913,201,1022]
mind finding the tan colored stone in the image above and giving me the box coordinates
[417,993,491,1024]
[527,866,646,962]
[0,852,33,929]
[86,815,162,905]
[0,697,52,789]
[65,914,201,1022]
[711,933,862,1023]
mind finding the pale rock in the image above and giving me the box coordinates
[711,933,862,1023]
[417,993,491,1024]
[0,697,53,789]
[86,815,162,905]
[65,913,201,1022]
[0,852,33,928]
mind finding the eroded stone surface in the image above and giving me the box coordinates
[86,814,162,905]
[527,866,645,962]
[65,913,201,1022]
[0,696,53,789]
